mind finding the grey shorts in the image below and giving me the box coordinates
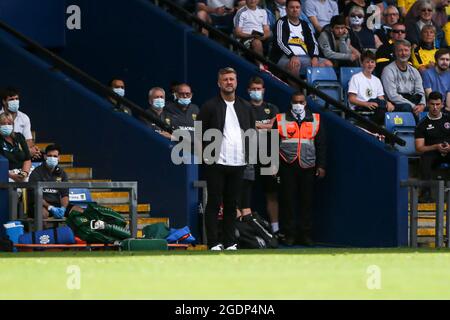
[277,55,328,75]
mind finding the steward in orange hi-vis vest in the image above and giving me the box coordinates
[276,112,321,168]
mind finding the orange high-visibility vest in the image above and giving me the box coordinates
[276,113,320,168]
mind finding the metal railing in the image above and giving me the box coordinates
[151,0,405,148]
[0,181,138,238]
[401,179,450,248]
[0,20,172,133]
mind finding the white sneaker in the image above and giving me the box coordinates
[210,244,224,251]
[225,244,238,250]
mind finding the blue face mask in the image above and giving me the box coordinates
[153,98,165,109]
[113,88,125,97]
[46,156,59,168]
[0,125,13,137]
[7,100,19,113]
[249,90,263,101]
[178,98,191,106]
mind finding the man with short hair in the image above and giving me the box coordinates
[197,67,255,251]
[304,0,338,34]
[375,22,407,77]
[196,0,237,36]
[318,15,360,67]
[415,91,450,201]
[0,87,41,161]
[164,83,200,138]
[423,48,450,110]
[29,144,69,222]
[376,5,400,45]
[348,50,394,125]
[108,77,132,115]
[143,87,171,139]
[381,39,426,116]
[274,91,326,246]
[270,0,332,77]
[233,0,271,59]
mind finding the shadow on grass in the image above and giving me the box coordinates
[1,246,450,259]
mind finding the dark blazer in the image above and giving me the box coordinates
[198,95,255,163]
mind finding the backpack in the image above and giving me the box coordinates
[235,212,278,249]
[66,203,131,244]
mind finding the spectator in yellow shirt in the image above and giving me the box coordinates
[411,25,438,72]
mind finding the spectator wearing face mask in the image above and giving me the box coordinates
[107,77,132,115]
[142,86,172,139]
[0,87,41,161]
[163,83,200,140]
[273,91,326,246]
[348,6,382,53]
[0,112,31,183]
[28,144,69,223]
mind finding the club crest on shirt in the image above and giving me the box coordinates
[165,118,171,125]
[56,177,62,182]
[366,88,373,98]
[192,114,197,121]
[264,108,271,115]
[444,122,450,129]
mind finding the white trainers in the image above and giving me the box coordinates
[210,244,224,251]
[225,244,238,250]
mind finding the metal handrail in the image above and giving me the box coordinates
[0,181,138,238]
[152,0,406,147]
[0,20,172,133]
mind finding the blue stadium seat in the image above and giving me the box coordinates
[69,188,93,208]
[418,111,428,121]
[340,67,362,106]
[306,67,341,109]
[385,112,417,156]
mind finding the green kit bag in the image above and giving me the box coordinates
[120,239,168,251]
[66,203,131,244]
[142,222,170,239]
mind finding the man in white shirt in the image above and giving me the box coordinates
[197,67,255,251]
[234,0,271,60]
[348,51,394,125]
[304,0,338,34]
[0,87,41,160]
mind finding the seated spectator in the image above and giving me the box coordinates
[28,144,69,222]
[381,39,426,117]
[339,0,383,21]
[375,23,407,77]
[422,48,450,111]
[405,0,449,31]
[0,87,41,161]
[108,77,132,115]
[411,25,438,73]
[169,80,181,102]
[196,0,239,36]
[270,0,332,79]
[398,0,417,18]
[304,0,339,34]
[233,0,271,61]
[375,5,400,45]
[415,91,450,202]
[348,6,382,53]
[405,0,444,48]
[348,50,394,125]
[143,87,172,139]
[164,83,200,139]
[267,0,286,19]
[0,113,31,183]
[318,15,360,67]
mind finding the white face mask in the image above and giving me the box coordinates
[292,103,305,114]
[350,16,364,26]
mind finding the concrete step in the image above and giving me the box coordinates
[65,167,92,180]
[91,191,129,205]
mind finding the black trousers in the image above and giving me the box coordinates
[279,160,315,240]
[421,151,450,180]
[205,164,245,248]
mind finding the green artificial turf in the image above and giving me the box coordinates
[1,248,450,300]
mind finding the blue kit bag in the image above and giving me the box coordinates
[166,226,196,244]
[19,226,75,245]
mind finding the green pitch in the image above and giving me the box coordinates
[1,248,450,300]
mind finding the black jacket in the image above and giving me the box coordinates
[270,16,319,63]
[198,95,255,163]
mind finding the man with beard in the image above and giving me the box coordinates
[423,48,450,111]
[381,39,426,117]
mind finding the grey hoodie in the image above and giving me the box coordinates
[318,26,353,61]
[381,61,426,107]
